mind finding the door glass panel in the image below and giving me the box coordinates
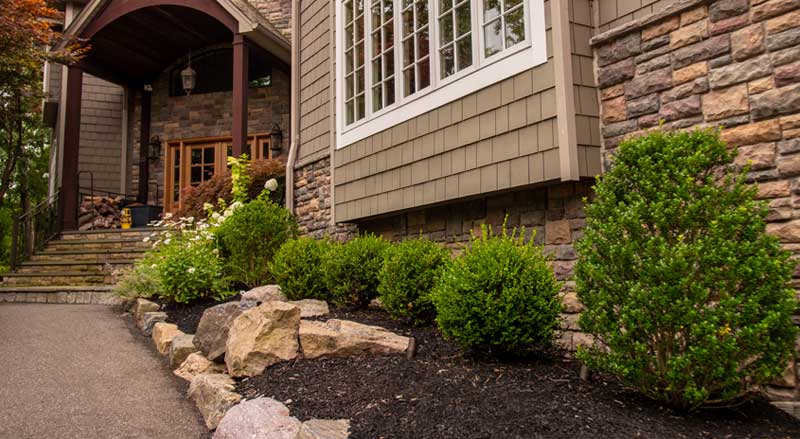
[203,147,215,163]
[190,167,202,185]
[172,148,180,203]
[191,148,202,165]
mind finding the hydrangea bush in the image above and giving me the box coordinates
[575,129,798,410]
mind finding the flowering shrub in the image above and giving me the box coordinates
[576,129,798,410]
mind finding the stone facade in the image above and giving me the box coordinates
[294,157,357,240]
[592,0,800,402]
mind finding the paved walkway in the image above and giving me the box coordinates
[0,304,209,439]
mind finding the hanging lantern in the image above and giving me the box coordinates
[181,51,197,95]
[269,123,283,156]
[147,136,161,161]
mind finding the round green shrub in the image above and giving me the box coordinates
[432,225,563,355]
[271,237,333,301]
[575,129,798,410]
[156,239,229,304]
[377,238,449,325]
[215,199,298,288]
[324,234,390,308]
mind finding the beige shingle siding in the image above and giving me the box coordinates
[570,0,602,176]
[78,74,123,194]
[298,0,333,162]
[597,0,677,33]
[332,1,559,222]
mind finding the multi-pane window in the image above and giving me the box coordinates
[340,0,541,132]
[401,0,431,96]
[438,0,473,79]
[344,0,366,124]
[371,0,396,111]
[482,0,526,57]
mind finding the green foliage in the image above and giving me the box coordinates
[155,238,230,303]
[271,237,333,301]
[432,225,563,355]
[324,234,390,308]
[575,129,798,410]
[378,238,449,325]
[113,254,163,299]
[215,199,298,288]
[228,154,251,203]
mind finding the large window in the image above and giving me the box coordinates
[336,0,546,147]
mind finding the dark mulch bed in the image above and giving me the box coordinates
[155,295,240,333]
[234,308,800,439]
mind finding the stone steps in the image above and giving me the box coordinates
[14,259,138,274]
[59,228,162,241]
[29,248,148,262]
[0,285,120,305]
[1,271,112,286]
[44,238,153,252]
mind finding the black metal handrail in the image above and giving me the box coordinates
[10,191,60,272]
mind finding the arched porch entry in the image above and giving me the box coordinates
[57,0,290,230]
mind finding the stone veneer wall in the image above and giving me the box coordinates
[592,0,800,404]
[294,157,357,240]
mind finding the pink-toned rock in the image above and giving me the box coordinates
[299,319,411,359]
[188,373,242,430]
[214,398,301,439]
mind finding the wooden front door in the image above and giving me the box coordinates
[164,133,272,213]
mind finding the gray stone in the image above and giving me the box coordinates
[626,94,659,117]
[779,139,800,154]
[709,54,733,69]
[771,47,800,67]
[636,53,671,74]
[194,301,247,362]
[596,32,641,66]
[597,58,635,88]
[709,0,748,22]
[624,67,672,99]
[297,419,351,439]
[750,83,800,120]
[287,299,330,318]
[767,27,800,52]
[672,35,730,69]
[188,373,242,430]
[601,119,638,138]
[660,95,702,121]
[169,334,197,369]
[241,285,287,307]
[640,35,670,53]
[709,55,773,89]
[140,311,167,336]
[225,302,301,378]
[133,298,160,325]
[214,398,302,439]
[660,77,709,103]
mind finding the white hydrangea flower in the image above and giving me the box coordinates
[264,178,279,191]
[187,267,196,274]
[143,236,150,242]
[164,213,173,219]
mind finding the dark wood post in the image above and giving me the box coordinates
[60,66,82,231]
[137,88,152,204]
[232,33,249,157]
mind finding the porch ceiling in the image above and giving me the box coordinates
[82,5,233,85]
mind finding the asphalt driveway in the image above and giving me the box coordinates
[0,304,209,438]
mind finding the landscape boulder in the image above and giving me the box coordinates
[139,311,167,336]
[299,319,411,359]
[174,352,226,382]
[225,301,301,378]
[214,398,301,439]
[298,419,350,439]
[152,322,183,356]
[241,284,287,307]
[133,298,160,326]
[194,301,248,361]
[188,373,242,430]
[169,334,197,369]
[287,299,330,318]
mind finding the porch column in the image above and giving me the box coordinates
[231,33,249,157]
[137,88,151,204]
[60,66,83,231]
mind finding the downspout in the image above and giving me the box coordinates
[285,0,301,214]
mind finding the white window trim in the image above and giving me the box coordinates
[335,0,547,149]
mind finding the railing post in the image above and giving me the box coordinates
[10,219,19,272]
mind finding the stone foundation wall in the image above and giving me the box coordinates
[294,157,357,240]
[592,0,800,400]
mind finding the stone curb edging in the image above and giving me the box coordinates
[0,291,124,305]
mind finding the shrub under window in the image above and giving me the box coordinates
[271,237,333,301]
[432,224,562,355]
[324,234,390,308]
[575,129,798,410]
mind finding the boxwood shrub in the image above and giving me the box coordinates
[271,237,333,301]
[432,225,563,355]
[324,234,390,308]
[377,238,450,325]
[575,129,798,410]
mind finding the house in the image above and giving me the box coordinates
[42,0,800,410]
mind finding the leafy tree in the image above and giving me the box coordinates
[575,129,798,410]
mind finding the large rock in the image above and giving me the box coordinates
[133,298,160,326]
[214,398,301,439]
[152,322,183,356]
[241,285,287,307]
[287,299,330,318]
[298,419,350,439]
[194,302,248,361]
[169,334,197,369]
[188,373,242,430]
[174,352,226,382]
[140,311,167,336]
[225,302,301,378]
[299,319,411,359]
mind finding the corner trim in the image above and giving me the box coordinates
[552,0,579,181]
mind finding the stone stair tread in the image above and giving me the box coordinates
[18,259,137,266]
[47,238,149,245]
[3,271,113,277]
[35,248,148,255]
[0,285,114,292]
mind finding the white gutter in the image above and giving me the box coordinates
[285,0,300,214]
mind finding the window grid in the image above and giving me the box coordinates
[401,0,431,97]
[437,0,473,80]
[370,0,396,112]
[344,0,366,124]
[482,0,526,58]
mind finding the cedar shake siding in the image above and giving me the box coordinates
[295,0,601,225]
